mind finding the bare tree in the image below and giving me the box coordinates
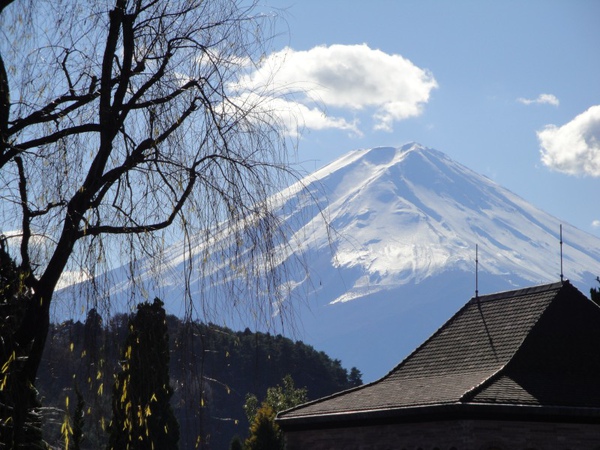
[0,0,302,445]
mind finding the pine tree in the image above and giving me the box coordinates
[107,298,179,450]
[348,367,363,387]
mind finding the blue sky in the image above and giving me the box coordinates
[241,0,600,239]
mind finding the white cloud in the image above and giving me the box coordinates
[224,92,361,138]
[231,44,437,134]
[593,220,600,228]
[538,105,600,176]
[517,93,560,106]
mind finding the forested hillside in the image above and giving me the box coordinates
[36,312,362,449]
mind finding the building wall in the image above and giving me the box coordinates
[283,419,600,450]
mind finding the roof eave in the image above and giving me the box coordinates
[277,401,600,431]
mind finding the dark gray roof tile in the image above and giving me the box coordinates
[280,281,600,422]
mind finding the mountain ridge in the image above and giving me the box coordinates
[57,143,600,380]
[285,143,598,300]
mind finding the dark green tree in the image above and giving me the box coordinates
[107,298,179,450]
[36,317,360,449]
[72,388,86,450]
[229,435,244,450]
[83,309,103,365]
[244,375,307,450]
[348,367,363,387]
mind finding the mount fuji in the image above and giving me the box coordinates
[57,143,600,381]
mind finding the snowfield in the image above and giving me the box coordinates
[57,143,600,381]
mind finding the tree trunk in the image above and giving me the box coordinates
[1,290,50,449]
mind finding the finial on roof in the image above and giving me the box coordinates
[560,224,564,283]
[475,244,479,299]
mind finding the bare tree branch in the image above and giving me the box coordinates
[0,53,9,160]
[14,156,31,272]
[0,0,15,14]
[8,90,100,136]
[84,165,197,237]
[9,124,102,152]
[0,3,305,417]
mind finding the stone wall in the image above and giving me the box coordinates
[283,419,600,450]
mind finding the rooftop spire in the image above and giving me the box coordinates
[560,224,564,283]
[475,244,479,298]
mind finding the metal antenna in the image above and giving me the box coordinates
[475,244,479,298]
[560,224,564,283]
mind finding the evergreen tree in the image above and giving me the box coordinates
[229,435,244,450]
[245,405,280,450]
[83,309,103,365]
[72,388,86,450]
[107,298,179,450]
[36,317,360,449]
[348,367,363,387]
[244,375,307,450]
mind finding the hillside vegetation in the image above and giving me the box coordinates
[37,312,361,449]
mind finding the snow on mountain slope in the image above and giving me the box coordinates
[56,143,600,381]
[265,143,600,380]
[281,143,599,301]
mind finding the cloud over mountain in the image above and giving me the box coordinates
[538,105,600,176]
[230,44,437,135]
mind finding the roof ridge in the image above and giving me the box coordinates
[470,281,564,304]
[459,281,569,403]
[459,366,507,403]
[381,282,564,382]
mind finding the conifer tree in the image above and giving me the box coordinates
[229,435,244,450]
[107,298,179,450]
[245,405,280,450]
[348,367,363,387]
[244,375,307,450]
[72,388,86,450]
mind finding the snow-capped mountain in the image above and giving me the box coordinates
[271,143,600,380]
[57,143,600,381]
[288,144,597,294]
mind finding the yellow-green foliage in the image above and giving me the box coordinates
[244,375,308,450]
[245,404,280,450]
[107,298,179,450]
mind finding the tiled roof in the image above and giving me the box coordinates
[278,281,600,423]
